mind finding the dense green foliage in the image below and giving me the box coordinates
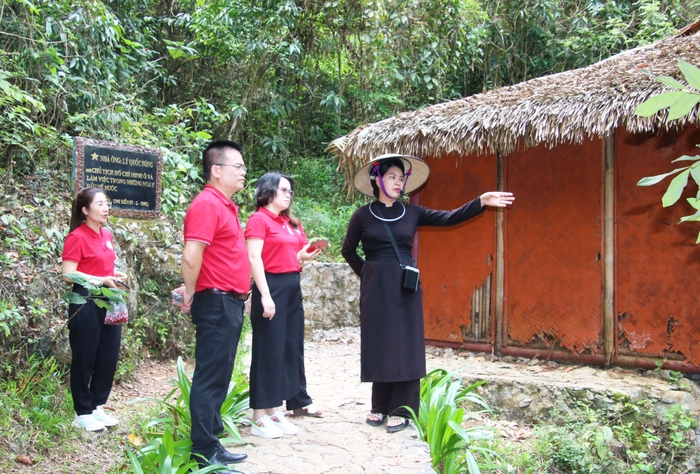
[636,59,700,242]
[1,0,697,197]
[0,0,697,254]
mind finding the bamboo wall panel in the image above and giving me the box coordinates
[504,139,604,354]
[416,152,497,343]
[615,126,700,365]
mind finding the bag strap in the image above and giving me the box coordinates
[373,204,406,269]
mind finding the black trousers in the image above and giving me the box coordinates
[249,272,312,410]
[371,379,421,419]
[68,285,122,415]
[190,292,244,459]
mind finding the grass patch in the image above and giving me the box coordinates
[0,318,252,473]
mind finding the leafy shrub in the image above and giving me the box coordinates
[293,197,362,262]
[126,356,250,473]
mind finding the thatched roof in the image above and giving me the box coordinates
[329,28,700,189]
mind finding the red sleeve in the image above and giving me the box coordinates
[184,198,218,244]
[244,212,268,240]
[62,231,82,263]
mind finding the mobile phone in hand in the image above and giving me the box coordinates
[308,239,328,251]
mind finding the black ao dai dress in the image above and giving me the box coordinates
[341,198,485,384]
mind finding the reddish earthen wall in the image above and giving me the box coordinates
[504,139,604,354]
[415,126,700,370]
[616,126,700,365]
[416,153,497,343]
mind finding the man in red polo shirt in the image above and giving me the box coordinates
[175,140,250,474]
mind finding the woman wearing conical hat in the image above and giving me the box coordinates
[342,154,514,433]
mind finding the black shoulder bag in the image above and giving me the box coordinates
[373,204,420,291]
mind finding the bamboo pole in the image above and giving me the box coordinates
[604,134,615,366]
[495,151,505,350]
[485,275,491,340]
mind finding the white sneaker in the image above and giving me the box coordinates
[92,405,119,427]
[251,415,284,439]
[72,414,106,432]
[271,411,298,435]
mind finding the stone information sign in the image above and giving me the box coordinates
[73,137,162,218]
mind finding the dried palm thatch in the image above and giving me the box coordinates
[330,30,700,195]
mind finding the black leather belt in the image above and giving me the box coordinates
[198,288,250,300]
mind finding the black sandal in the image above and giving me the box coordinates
[365,412,386,426]
[386,416,409,433]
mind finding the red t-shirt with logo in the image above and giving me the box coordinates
[245,207,308,274]
[62,223,116,276]
[184,185,251,293]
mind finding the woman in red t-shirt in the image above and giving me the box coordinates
[61,187,127,432]
[245,172,323,439]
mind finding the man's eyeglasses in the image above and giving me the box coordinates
[214,163,247,172]
[278,187,295,198]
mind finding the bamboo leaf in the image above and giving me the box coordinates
[662,169,690,207]
[671,155,700,163]
[167,47,186,60]
[656,75,687,89]
[678,59,700,91]
[637,167,688,186]
[691,166,700,187]
[679,208,700,223]
[687,198,700,210]
[667,93,700,121]
[635,92,687,116]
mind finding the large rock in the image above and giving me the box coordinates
[300,263,360,330]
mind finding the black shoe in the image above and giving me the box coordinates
[195,452,245,474]
[214,445,248,464]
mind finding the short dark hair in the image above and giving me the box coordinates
[202,140,243,181]
[70,187,105,232]
[255,172,300,228]
[369,158,405,198]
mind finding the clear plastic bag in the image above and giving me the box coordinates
[104,301,128,325]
